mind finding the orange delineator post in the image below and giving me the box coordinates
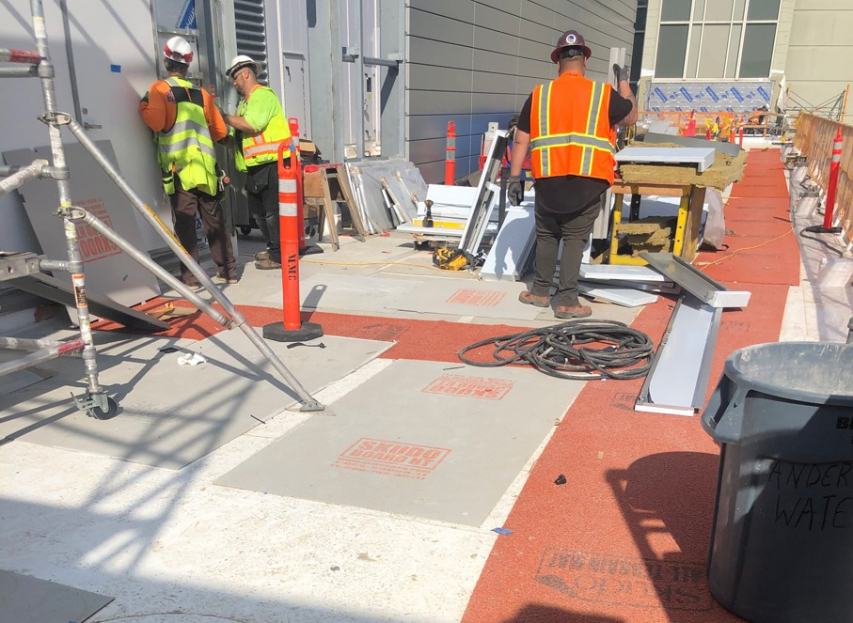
[803,127,844,236]
[823,128,844,230]
[738,117,744,147]
[445,121,456,185]
[288,117,306,252]
[262,141,324,342]
[277,143,302,331]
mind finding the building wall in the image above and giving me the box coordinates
[406,0,638,183]
[639,0,853,123]
[0,0,173,256]
[785,0,853,125]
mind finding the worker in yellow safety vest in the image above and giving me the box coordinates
[139,36,238,289]
[509,29,637,319]
[222,55,292,270]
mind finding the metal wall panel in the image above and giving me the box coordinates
[407,0,638,183]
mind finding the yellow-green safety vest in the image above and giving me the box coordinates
[158,76,218,196]
[235,85,291,172]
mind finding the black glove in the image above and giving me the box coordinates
[613,63,629,84]
[507,177,524,206]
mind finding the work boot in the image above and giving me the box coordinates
[254,249,269,262]
[255,257,282,270]
[180,279,203,293]
[555,304,592,319]
[518,290,550,307]
[213,273,239,285]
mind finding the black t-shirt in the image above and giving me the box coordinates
[517,85,633,215]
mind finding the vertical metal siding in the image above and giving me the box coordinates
[234,0,269,81]
[407,0,638,183]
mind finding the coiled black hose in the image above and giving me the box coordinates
[457,319,655,381]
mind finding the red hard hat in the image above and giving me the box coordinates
[550,30,592,63]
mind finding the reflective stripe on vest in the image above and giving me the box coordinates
[530,74,615,184]
[237,86,291,169]
[158,76,218,195]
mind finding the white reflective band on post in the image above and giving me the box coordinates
[279,179,297,193]
[279,202,297,217]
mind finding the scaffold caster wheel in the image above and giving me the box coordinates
[89,397,118,420]
[239,226,252,236]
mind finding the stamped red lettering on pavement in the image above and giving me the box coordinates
[446,289,506,307]
[333,438,451,480]
[535,548,712,611]
[422,374,514,400]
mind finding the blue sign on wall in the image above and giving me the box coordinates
[646,80,772,113]
[177,0,196,29]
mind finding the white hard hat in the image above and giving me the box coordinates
[163,36,193,65]
[226,55,261,79]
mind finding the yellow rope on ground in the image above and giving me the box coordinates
[696,229,794,269]
[300,259,476,275]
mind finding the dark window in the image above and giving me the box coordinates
[739,23,776,77]
[661,0,692,22]
[656,24,689,77]
[747,0,781,21]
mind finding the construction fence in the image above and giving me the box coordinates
[794,113,853,238]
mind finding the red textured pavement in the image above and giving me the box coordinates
[94,149,800,623]
[460,149,799,623]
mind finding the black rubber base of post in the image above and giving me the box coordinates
[263,321,324,342]
[299,245,324,256]
[803,225,843,234]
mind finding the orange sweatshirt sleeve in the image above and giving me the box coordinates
[139,80,176,133]
[203,89,227,142]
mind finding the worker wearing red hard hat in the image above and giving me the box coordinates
[509,30,637,319]
[139,36,238,288]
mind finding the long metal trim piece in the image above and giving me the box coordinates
[634,294,722,416]
[640,252,751,308]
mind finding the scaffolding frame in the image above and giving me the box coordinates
[0,0,323,417]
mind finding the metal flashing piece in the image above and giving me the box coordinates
[640,253,751,308]
[615,147,716,172]
[635,295,722,416]
[459,130,509,256]
[579,264,673,283]
[578,283,657,307]
[481,200,536,282]
[642,132,743,157]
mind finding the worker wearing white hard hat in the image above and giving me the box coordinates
[222,54,292,269]
[139,36,238,287]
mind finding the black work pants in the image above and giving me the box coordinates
[530,194,602,307]
[245,161,285,263]
[170,177,237,285]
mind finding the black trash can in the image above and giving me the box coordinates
[702,342,853,623]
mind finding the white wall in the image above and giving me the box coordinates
[0,0,176,255]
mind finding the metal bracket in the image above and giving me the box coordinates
[38,111,72,126]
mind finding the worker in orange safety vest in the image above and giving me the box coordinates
[509,29,637,319]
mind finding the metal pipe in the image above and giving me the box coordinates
[58,0,83,122]
[64,119,323,411]
[75,207,231,325]
[0,336,82,356]
[0,66,39,78]
[38,258,70,272]
[356,0,365,160]
[0,159,49,196]
[30,0,103,398]
[0,339,84,378]
[0,47,41,63]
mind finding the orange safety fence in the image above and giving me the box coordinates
[794,113,853,237]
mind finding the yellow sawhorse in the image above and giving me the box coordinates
[606,181,706,265]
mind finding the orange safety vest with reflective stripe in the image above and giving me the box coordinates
[529,72,616,185]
